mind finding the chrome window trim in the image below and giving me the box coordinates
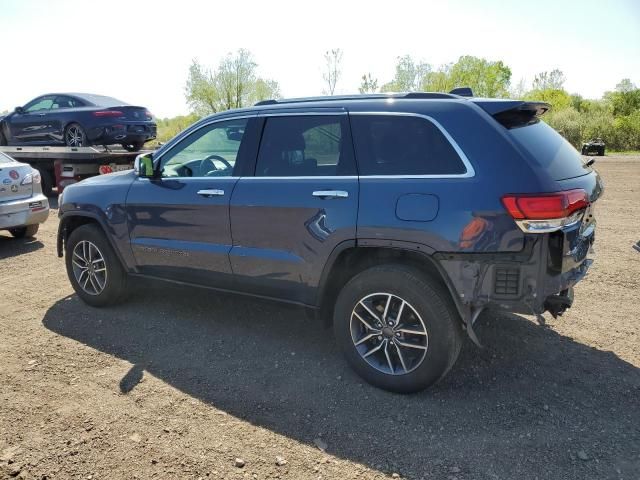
[349,111,475,179]
[240,176,358,180]
[150,110,474,181]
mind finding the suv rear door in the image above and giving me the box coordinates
[228,111,359,305]
[125,115,259,287]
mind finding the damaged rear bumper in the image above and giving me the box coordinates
[434,225,595,319]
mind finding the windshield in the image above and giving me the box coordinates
[509,121,591,181]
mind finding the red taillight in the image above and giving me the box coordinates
[93,110,124,117]
[502,189,589,220]
[99,165,113,175]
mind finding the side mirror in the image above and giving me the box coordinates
[134,153,154,177]
[14,106,24,114]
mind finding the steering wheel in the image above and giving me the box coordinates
[199,154,232,176]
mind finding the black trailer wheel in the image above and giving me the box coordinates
[65,123,87,147]
[121,142,144,152]
[36,167,54,197]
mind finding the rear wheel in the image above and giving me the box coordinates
[65,224,128,307]
[65,123,87,147]
[121,142,144,152]
[333,264,463,393]
[599,147,605,156]
[9,224,39,238]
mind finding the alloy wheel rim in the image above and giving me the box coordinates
[66,126,84,147]
[71,240,107,295]
[350,292,428,375]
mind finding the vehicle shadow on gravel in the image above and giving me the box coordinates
[42,285,640,479]
[0,235,44,259]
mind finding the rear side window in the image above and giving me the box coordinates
[350,115,467,176]
[508,121,590,180]
[255,115,355,176]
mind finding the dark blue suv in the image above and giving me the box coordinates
[57,92,603,393]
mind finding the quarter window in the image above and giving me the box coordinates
[350,115,467,176]
[255,115,355,176]
[159,119,248,178]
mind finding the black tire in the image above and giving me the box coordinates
[121,142,144,152]
[9,224,39,238]
[36,167,54,197]
[581,147,587,155]
[599,147,605,156]
[65,224,128,307]
[65,123,88,147]
[333,264,463,393]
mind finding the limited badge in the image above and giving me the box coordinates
[11,184,18,192]
[9,170,19,180]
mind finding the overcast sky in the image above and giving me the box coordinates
[1,0,638,118]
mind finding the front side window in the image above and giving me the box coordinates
[159,119,248,178]
[255,115,355,176]
[350,115,467,176]
[24,96,55,112]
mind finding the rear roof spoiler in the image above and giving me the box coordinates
[472,100,551,128]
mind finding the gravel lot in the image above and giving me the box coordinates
[1,156,639,480]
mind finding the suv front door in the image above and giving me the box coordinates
[229,112,359,305]
[126,115,258,287]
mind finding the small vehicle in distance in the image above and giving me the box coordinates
[581,137,605,156]
[0,152,49,238]
[57,91,602,393]
[0,93,156,152]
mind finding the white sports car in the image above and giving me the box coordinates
[0,152,49,238]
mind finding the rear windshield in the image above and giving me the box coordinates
[508,121,591,180]
[78,94,129,107]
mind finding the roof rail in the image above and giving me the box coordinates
[254,92,460,107]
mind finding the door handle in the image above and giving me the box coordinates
[37,113,46,116]
[197,189,225,197]
[312,190,349,199]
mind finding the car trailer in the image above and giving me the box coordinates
[0,146,148,196]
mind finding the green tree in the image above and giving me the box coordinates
[525,88,572,110]
[381,55,430,92]
[444,56,511,97]
[605,78,640,117]
[359,73,379,94]
[185,49,281,115]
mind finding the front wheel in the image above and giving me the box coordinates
[65,224,128,307]
[121,142,144,152]
[333,264,463,393]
